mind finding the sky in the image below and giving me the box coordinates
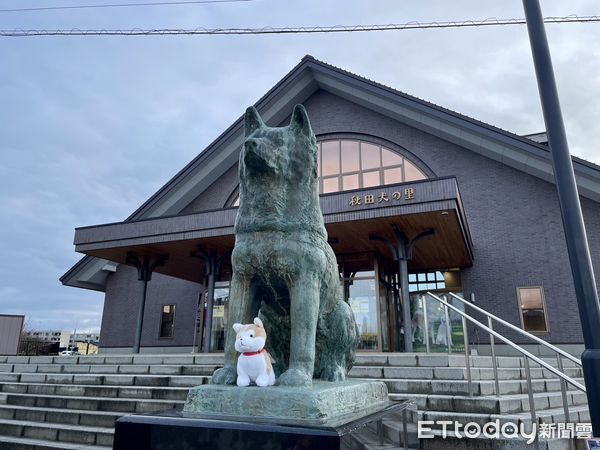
[0,0,599,333]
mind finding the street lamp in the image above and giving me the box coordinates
[523,0,600,435]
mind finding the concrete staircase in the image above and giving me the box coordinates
[350,353,589,450]
[0,354,217,449]
[0,353,589,450]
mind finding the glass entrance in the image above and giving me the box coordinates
[196,280,230,353]
[347,275,379,350]
[408,270,465,353]
[340,253,385,351]
[210,281,229,352]
[198,256,469,353]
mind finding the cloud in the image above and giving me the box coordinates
[0,0,598,332]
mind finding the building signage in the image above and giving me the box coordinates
[349,188,415,207]
[213,305,225,318]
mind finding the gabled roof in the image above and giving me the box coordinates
[61,55,600,291]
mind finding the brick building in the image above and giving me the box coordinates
[60,56,600,355]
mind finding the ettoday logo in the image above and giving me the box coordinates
[418,420,593,443]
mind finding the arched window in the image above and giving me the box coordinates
[230,139,427,205]
[318,139,427,194]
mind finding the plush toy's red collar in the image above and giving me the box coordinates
[242,349,265,357]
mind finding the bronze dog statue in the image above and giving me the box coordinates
[211,105,358,386]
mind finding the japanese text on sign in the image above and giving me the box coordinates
[349,188,415,207]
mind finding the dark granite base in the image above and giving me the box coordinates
[113,400,417,450]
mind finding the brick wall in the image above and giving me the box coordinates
[100,265,201,348]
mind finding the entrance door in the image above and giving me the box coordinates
[196,281,230,353]
[407,270,465,353]
[347,275,380,350]
[341,253,383,351]
[209,281,229,352]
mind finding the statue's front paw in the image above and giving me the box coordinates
[279,367,312,387]
[320,365,345,382]
[211,367,237,385]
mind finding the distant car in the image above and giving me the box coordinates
[59,350,79,356]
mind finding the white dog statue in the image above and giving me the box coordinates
[233,317,276,387]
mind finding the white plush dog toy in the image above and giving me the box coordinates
[233,317,276,387]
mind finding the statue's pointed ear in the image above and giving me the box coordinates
[233,323,243,333]
[245,106,264,136]
[253,317,264,328]
[290,104,312,139]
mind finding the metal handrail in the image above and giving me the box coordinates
[446,291,582,366]
[425,291,586,432]
[425,291,585,392]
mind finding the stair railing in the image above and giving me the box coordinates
[444,291,581,425]
[424,291,586,428]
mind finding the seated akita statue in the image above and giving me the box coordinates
[212,104,358,387]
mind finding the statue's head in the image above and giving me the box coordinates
[240,104,317,183]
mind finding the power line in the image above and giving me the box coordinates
[0,0,254,13]
[1,15,598,37]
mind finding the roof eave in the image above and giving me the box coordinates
[60,256,114,292]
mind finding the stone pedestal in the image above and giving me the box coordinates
[113,381,409,449]
[183,380,389,424]
[113,398,417,450]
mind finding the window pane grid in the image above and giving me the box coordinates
[410,271,447,293]
[315,139,427,194]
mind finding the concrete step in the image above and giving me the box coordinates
[0,363,219,376]
[354,353,526,369]
[0,382,190,401]
[382,377,585,397]
[0,355,224,366]
[0,418,113,447]
[348,365,582,380]
[3,392,184,413]
[0,404,122,428]
[0,373,209,387]
[0,435,111,450]
[390,390,587,415]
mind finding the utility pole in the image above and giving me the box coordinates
[523,0,600,435]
